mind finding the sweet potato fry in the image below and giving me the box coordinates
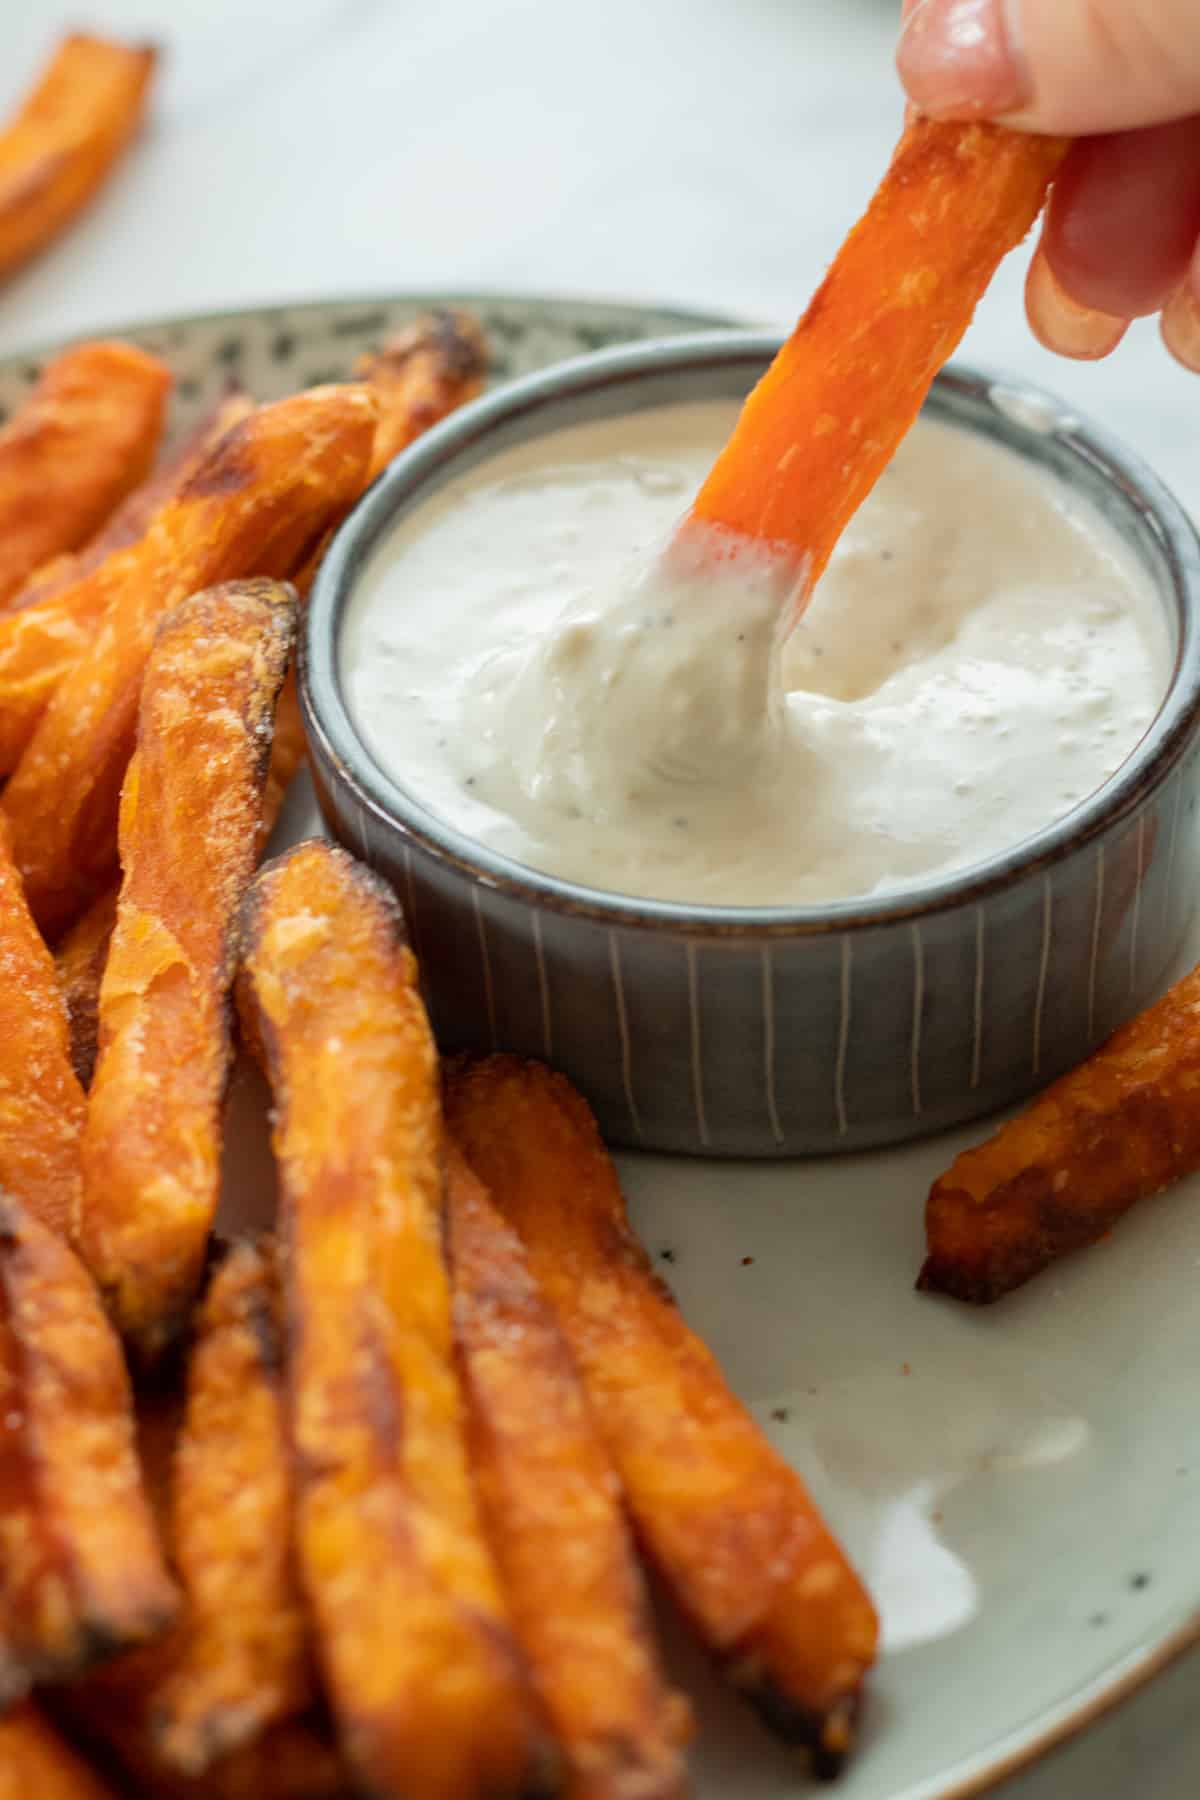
[0,33,157,283]
[78,582,297,1356]
[446,1142,690,1800]
[0,341,169,609]
[0,1192,176,1696]
[0,819,84,1237]
[356,308,487,480]
[920,960,1200,1302]
[55,885,118,1089]
[154,1239,312,1773]
[236,841,547,1800]
[446,1058,879,1774]
[2,384,376,937]
[15,390,254,615]
[60,1638,349,1800]
[0,1705,117,1800]
[688,117,1067,598]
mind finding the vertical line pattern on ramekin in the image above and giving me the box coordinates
[835,934,852,1137]
[760,944,784,1147]
[971,904,985,1090]
[530,909,553,1063]
[472,885,498,1052]
[910,922,924,1116]
[608,930,642,1140]
[685,941,710,1149]
[1087,841,1106,1041]
[1032,873,1052,1076]
[1162,775,1183,947]
[1130,814,1146,996]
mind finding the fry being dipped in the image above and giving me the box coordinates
[0,341,170,609]
[446,1057,878,1772]
[0,1192,175,1700]
[2,383,376,936]
[79,581,297,1357]
[447,1141,690,1800]
[236,842,548,1800]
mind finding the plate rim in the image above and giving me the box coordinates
[13,282,1195,1800]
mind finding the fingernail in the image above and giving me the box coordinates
[897,0,1029,120]
[1162,283,1200,374]
[1026,246,1128,360]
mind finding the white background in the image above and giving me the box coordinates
[2,2,1197,1794]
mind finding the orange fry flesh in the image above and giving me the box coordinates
[79,582,297,1358]
[236,842,547,1800]
[0,341,170,609]
[0,1705,117,1800]
[14,389,254,616]
[0,820,85,1238]
[921,960,1200,1303]
[0,1193,176,1695]
[0,33,157,283]
[446,1058,879,1773]
[688,118,1067,593]
[1,384,377,938]
[447,1142,691,1800]
[55,885,118,1090]
[154,1240,313,1774]
[356,307,488,480]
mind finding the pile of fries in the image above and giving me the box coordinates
[2,26,1182,1796]
[0,311,883,1797]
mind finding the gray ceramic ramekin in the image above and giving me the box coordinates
[301,333,1200,1157]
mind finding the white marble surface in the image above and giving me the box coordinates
[2,1,1197,1793]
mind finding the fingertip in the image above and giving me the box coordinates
[1161,279,1200,373]
[1025,241,1129,361]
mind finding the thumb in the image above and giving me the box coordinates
[898,0,1200,136]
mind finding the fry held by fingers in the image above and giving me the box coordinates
[79,581,297,1358]
[1,384,376,937]
[0,33,156,283]
[236,842,548,1800]
[446,1057,878,1773]
[446,1143,691,1800]
[0,341,170,610]
[686,116,1066,594]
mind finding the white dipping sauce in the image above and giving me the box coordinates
[342,403,1170,907]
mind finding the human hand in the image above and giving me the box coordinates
[897,0,1200,369]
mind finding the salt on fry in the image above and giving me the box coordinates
[237,841,548,1800]
[79,582,297,1357]
[0,33,157,282]
[688,118,1067,606]
[446,1056,879,1775]
[154,1240,313,1774]
[0,341,170,610]
[921,959,1200,1302]
[446,1141,691,1800]
[2,384,376,938]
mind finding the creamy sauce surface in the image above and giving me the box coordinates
[342,403,1170,907]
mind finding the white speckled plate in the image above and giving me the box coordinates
[16,294,1200,1800]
